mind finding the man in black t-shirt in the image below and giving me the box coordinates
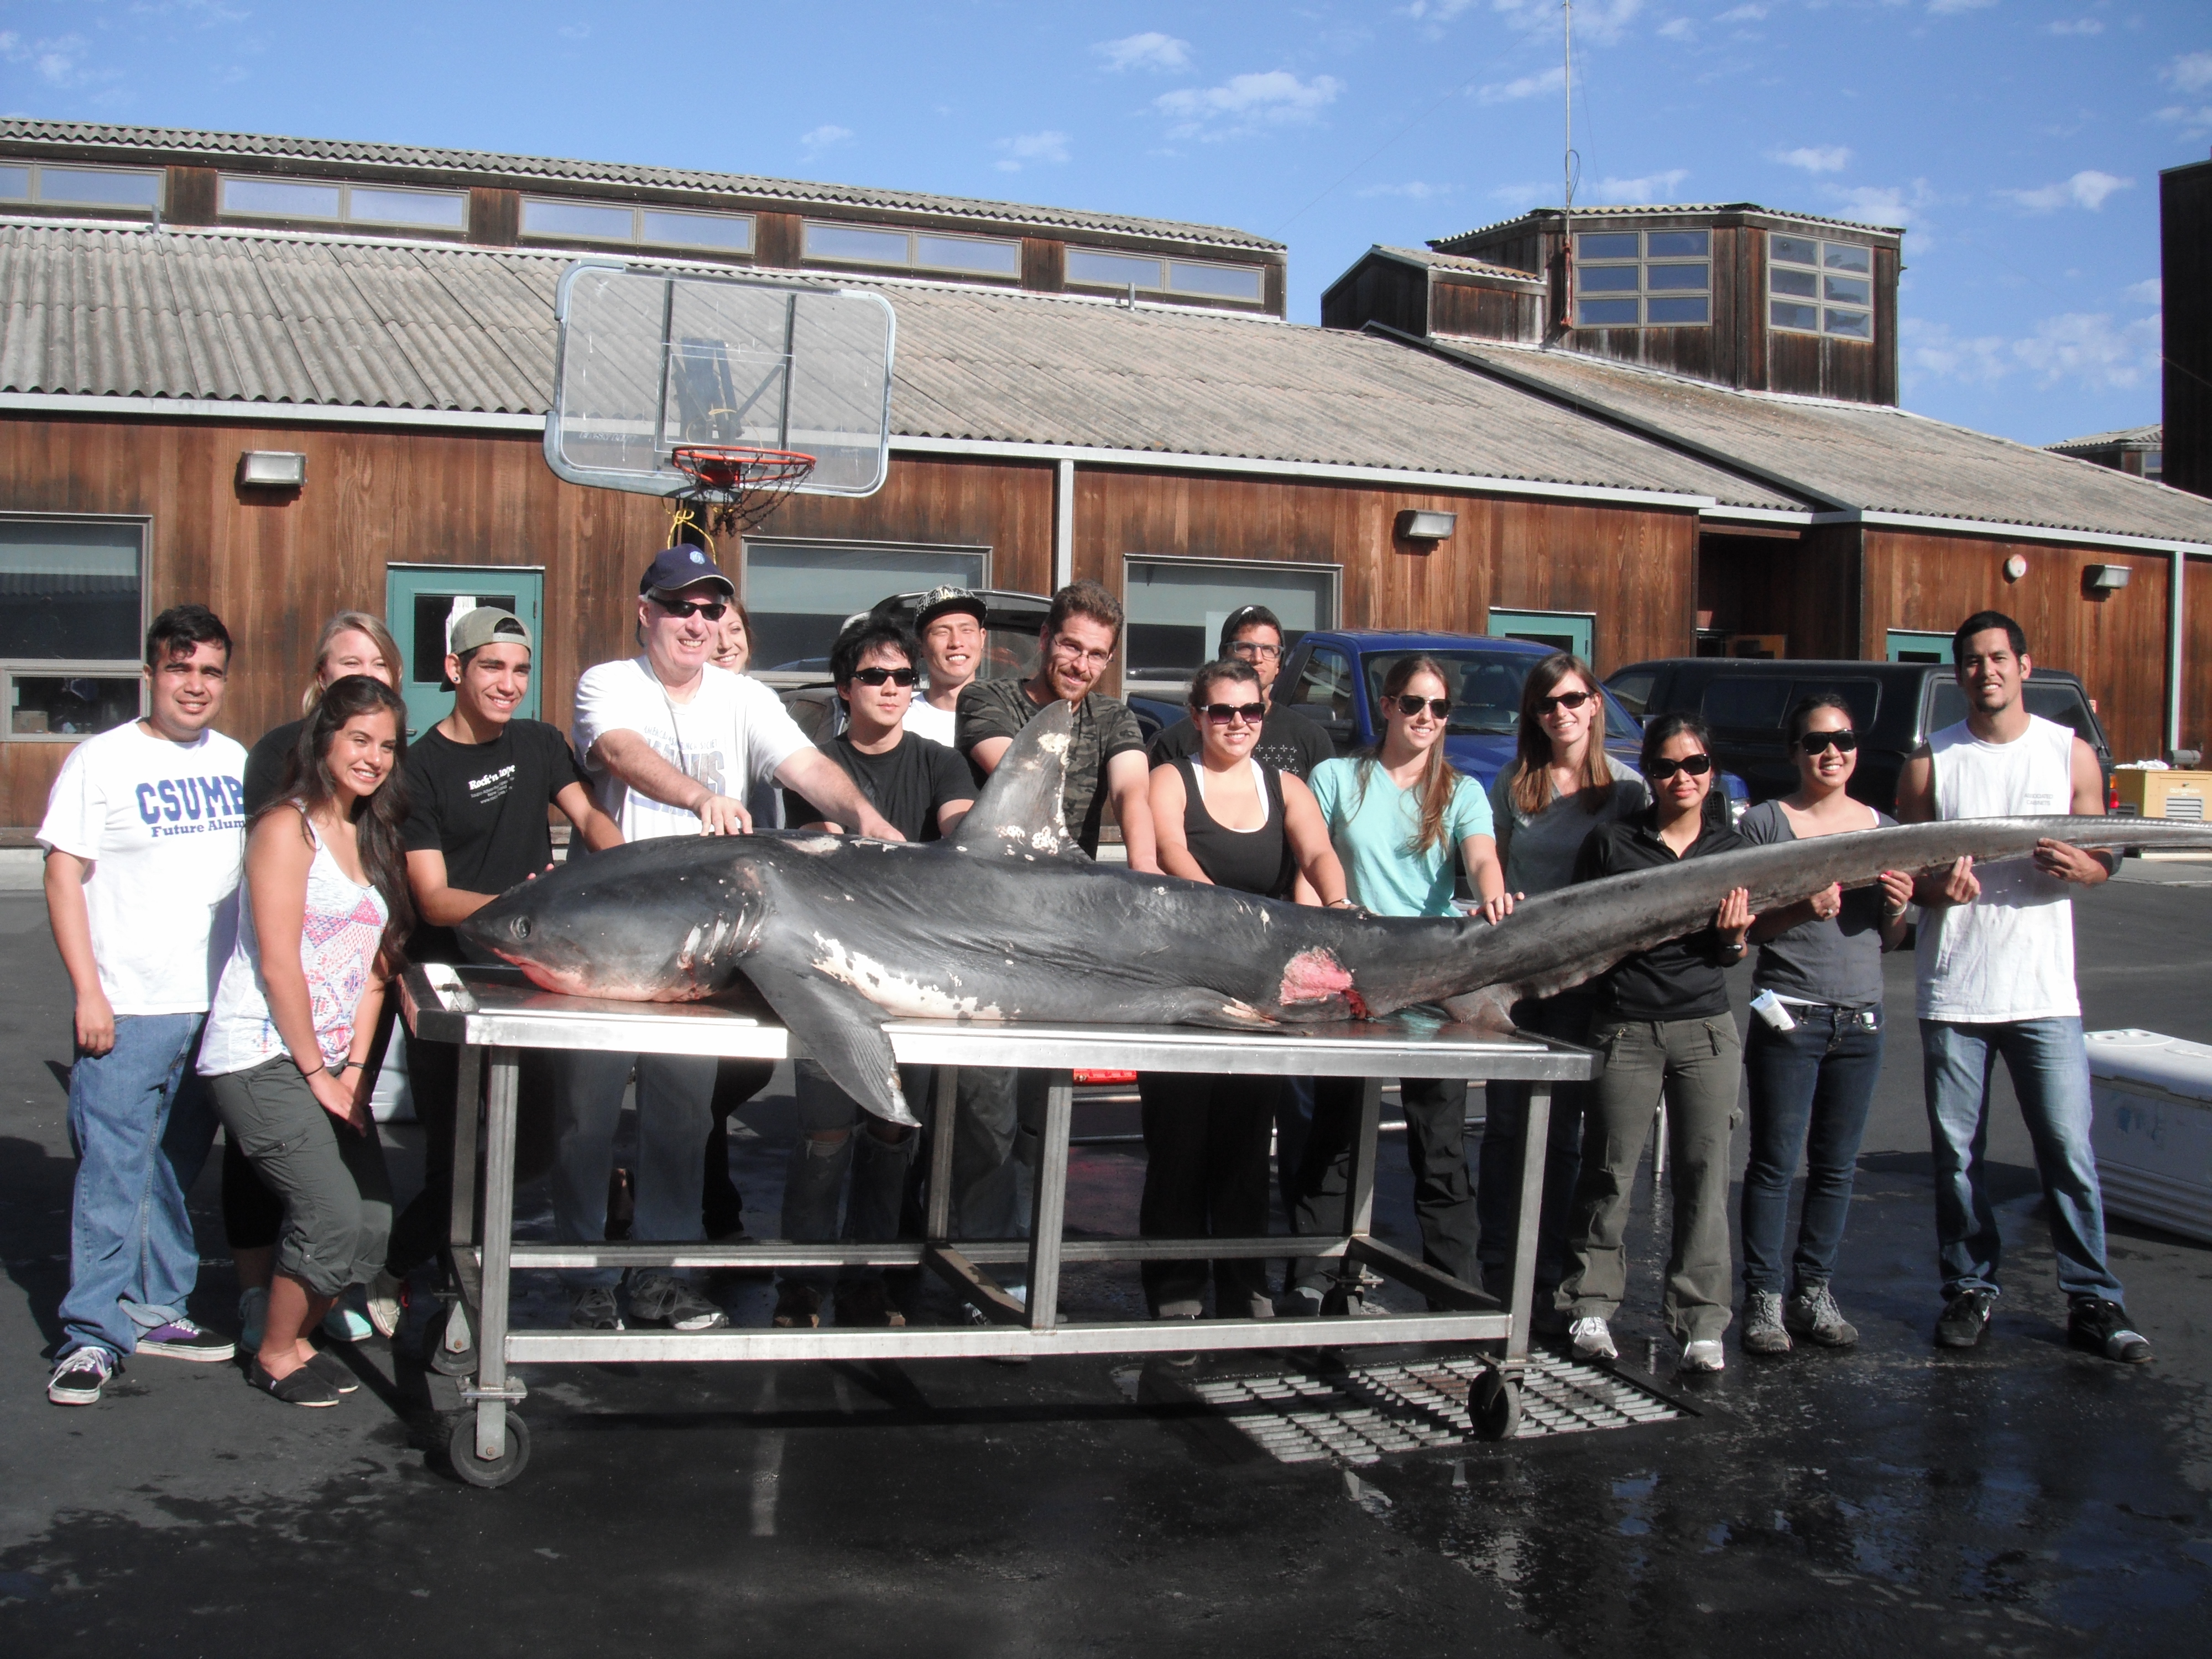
[775,620,974,1329]
[386,608,623,1294]
[1147,603,1333,779]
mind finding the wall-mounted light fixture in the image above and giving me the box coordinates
[1395,509,1457,541]
[237,451,307,488]
[2085,564,2132,592]
[2002,554,2028,581]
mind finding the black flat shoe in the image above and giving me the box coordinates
[305,1349,361,1394]
[247,1358,341,1407]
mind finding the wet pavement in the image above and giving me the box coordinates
[2,862,2210,1655]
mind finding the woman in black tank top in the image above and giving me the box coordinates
[1136,660,1349,1329]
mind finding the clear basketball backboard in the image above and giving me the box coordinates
[544,262,896,498]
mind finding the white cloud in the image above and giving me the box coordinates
[1094,32,1192,74]
[800,125,854,155]
[1489,180,1555,209]
[1402,0,1479,18]
[1658,18,1695,39]
[1478,65,1566,105]
[2000,169,2132,212]
[2,30,91,87]
[1155,70,1341,138]
[1926,0,1997,13]
[2157,103,2212,138]
[556,23,589,41]
[1903,310,2161,394]
[1827,178,1937,231]
[1715,4,1767,21]
[1903,318,2013,386]
[1487,0,1644,45]
[1594,168,1689,202]
[2163,50,2212,93]
[2044,18,2102,35]
[1772,145,1852,174]
[993,130,1070,173]
[1358,180,1456,199]
[2127,278,2161,307]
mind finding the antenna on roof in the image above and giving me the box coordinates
[1559,0,1577,339]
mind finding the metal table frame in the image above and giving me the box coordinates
[399,964,1595,1480]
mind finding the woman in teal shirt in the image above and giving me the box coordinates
[1287,655,1511,1313]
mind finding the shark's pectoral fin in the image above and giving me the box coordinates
[1439,985,1520,1034]
[743,968,919,1127]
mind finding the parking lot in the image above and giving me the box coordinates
[3,860,2210,1656]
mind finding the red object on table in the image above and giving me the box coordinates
[1073,1068,1138,1086]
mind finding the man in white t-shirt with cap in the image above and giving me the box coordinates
[902,585,986,749]
[557,545,901,1334]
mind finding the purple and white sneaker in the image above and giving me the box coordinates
[135,1319,236,1363]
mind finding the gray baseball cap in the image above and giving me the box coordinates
[449,607,533,657]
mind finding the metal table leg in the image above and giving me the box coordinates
[925,1065,958,1244]
[472,1045,524,1459]
[1024,1070,1074,1331]
[447,1042,483,1252]
[1345,1076,1384,1240]
[1505,1083,1552,1365]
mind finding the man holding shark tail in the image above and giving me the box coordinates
[1896,609,2148,1366]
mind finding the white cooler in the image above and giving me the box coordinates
[2085,1029,2212,1244]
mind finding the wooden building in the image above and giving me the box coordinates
[2046,425,2164,483]
[2164,154,2212,500]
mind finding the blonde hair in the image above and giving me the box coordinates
[301,611,405,715]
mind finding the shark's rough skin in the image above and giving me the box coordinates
[461,705,2212,1124]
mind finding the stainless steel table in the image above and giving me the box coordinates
[399,963,1596,1487]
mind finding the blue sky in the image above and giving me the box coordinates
[2,1,2206,447]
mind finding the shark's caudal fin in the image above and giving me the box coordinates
[946,697,1081,862]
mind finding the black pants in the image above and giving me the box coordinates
[1475,993,1595,1300]
[1290,1076,1479,1303]
[221,1000,395,1253]
[703,1058,776,1239]
[1136,1071,1276,1318]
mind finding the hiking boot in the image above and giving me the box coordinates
[568,1285,627,1332]
[625,1272,728,1332]
[1741,1290,1792,1355]
[1935,1288,1995,1349]
[135,1318,235,1362]
[1785,1282,1859,1348]
[46,1347,116,1406]
[1569,1316,1618,1363]
[1681,1339,1726,1373]
[834,1279,906,1328]
[771,1282,823,1329]
[2068,1297,2152,1364]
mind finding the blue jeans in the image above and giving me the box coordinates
[59,1013,220,1359]
[1740,1004,1883,1296]
[779,1060,926,1293]
[1921,1016,2122,1303]
[552,1051,716,1288]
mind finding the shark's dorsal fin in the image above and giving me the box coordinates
[947,696,1082,861]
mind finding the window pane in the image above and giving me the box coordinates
[1770,299,1819,332]
[1577,298,1641,326]
[221,176,342,219]
[1771,234,1818,267]
[1066,248,1161,289]
[38,166,160,208]
[523,198,637,241]
[914,233,1022,275]
[1646,295,1709,325]
[0,521,143,660]
[1166,260,1265,300]
[1287,648,1353,721]
[1823,307,1871,339]
[1789,677,1881,732]
[1577,264,1640,293]
[1645,229,1709,257]
[0,165,33,201]
[348,187,466,228]
[409,592,520,687]
[1646,262,1708,291]
[746,544,986,671]
[803,222,911,265]
[11,675,140,737]
[1824,243,1872,274]
[1824,274,1871,307]
[1770,266,1818,299]
[1123,560,1333,680]
[641,209,753,251]
[1577,232,1639,260]
[2023,682,2098,747]
[1702,677,1792,728]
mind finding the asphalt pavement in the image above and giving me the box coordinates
[2,861,2209,1656]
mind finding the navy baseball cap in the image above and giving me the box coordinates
[639,544,735,599]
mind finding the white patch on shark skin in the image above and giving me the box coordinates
[1030,827,1060,851]
[787,836,842,856]
[810,934,1004,1020]
[997,825,1027,841]
[676,924,704,973]
[1038,732,1070,757]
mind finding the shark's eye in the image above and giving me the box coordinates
[512,916,532,941]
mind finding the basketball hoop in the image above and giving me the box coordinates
[667,444,817,540]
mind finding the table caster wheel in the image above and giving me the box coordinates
[1469,1369,1521,1442]
[447,1411,530,1489]
[426,1303,476,1378]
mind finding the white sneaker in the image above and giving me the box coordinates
[1681,1338,1725,1373]
[1569,1316,1617,1362]
[365,1270,405,1339]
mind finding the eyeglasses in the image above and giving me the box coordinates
[1049,635,1114,669]
[653,597,728,620]
[849,667,919,687]
[1647,753,1713,781]
[1201,702,1267,724]
[1228,639,1283,660]
[1797,729,1859,754]
[1538,690,1594,714]
[1394,695,1452,718]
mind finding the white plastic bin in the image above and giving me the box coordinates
[2085,1029,2212,1244]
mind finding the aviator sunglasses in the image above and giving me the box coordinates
[849,666,920,687]
[1647,753,1714,781]
[1394,695,1453,718]
[1201,701,1267,723]
[1797,728,1859,754]
[653,597,728,620]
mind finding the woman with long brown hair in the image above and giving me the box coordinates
[1477,652,1648,1309]
[1286,655,1510,1314]
[198,677,415,1406]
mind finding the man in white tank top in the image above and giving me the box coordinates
[1896,612,2148,1364]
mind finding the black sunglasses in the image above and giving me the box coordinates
[1394,695,1453,718]
[1647,753,1714,781]
[849,666,919,687]
[1201,701,1267,723]
[1538,689,1594,714]
[653,597,728,620]
[1797,728,1859,754]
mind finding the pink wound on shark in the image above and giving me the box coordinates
[1279,947,1355,1006]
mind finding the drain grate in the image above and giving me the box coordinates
[1185,1353,1684,1464]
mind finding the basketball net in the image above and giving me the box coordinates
[666,445,817,551]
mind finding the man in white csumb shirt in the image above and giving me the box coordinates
[559,545,902,1335]
[1895,609,2148,1365]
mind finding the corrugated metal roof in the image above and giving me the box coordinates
[0,118,1282,253]
[2046,423,2161,453]
[0,220,1800,508]
[1441,341,2212,546]
[1431,202,1906,249]
[1369,246,1545,286]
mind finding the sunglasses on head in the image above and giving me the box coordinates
[1647,753,1714,781]
[1201,701,1266,723]
[849,666,919,687]
[1797,728,1859,754]
[653,597,728,620]
[1538,689,1594,714]
[1394,695,1453,718]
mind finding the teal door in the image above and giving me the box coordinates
[1885,629,1952,664]
[1489,608,1595,662]
[384,566,545,738]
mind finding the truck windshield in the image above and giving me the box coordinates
[1361,650,1639,739]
